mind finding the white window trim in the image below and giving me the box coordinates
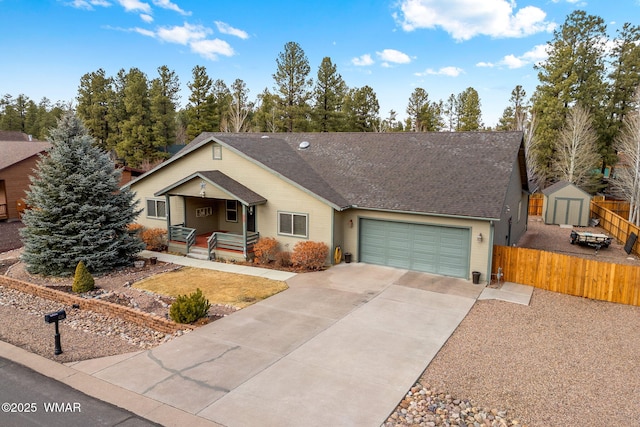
[278,211,308,238]
[226,200,238,223]
[213,144,222,160]
[146,198,166,220]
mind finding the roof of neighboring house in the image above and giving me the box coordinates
[0,139,51,171]
[132,132,527,220]
[155,170,267,206]
[0,131,34,141]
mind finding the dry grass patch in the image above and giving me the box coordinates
[133,267,288,308]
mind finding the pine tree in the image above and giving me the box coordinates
[343,86,380,132]
[20,112,144,276]
[77,69,113,151]
[456,87,483,131]
[273,41,312,132]
[117,67,153,167]
[150,65,180,153]
[312,57,347,132]
[185,65,214,140]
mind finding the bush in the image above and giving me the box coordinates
[274,251,292,268]
[169,288,211,324]
[127,223,144,234]
[140,228,167,251]
[72,261,95,293]
[253,237,278,264]
[291,241,329,271]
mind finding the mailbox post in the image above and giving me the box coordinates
[44,310,66,355]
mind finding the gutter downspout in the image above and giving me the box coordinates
[487,220,495,285]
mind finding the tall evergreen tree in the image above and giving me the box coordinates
[117,68,153,167]
[532,10,609,184]
[273,41,312,132]
[76,69,113,150]
[312,57,347,132]
[497,85,528,131]
[456,87,483,131]
[20,112,144,276]
[253,88,281,132]
[185,65,213,140]
[442,94,458,132]
[210,79,231,131]
[150,65,180,152]
[344,86,380,132]
[105,69,127,154]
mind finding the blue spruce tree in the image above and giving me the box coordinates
[20,111,145,276]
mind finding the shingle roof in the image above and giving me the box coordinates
[154,170,267,206]
[0,139,51,171]
[135,131,527,220]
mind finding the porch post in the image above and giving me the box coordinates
[165,195,171,240]
[242,203,248,259]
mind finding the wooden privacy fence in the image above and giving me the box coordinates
[590,200,640,256]
[528,193,543,216]
[492,245,640,307]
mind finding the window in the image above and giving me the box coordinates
[146,198,166,219]
[278,212,308,237]
[226,200,238,222]
[212,144,222,160]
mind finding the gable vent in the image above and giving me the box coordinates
[299,141,310,150]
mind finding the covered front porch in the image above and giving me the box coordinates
[156,170,267,261]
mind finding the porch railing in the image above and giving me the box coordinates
[208,231,260,259]
[169,224,196,253]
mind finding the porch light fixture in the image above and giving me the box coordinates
[349,219,353,228]
[200,180,206,198]
[477,233,483,242]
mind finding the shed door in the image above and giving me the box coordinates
[553,198,584,226]
[359,219,470,278]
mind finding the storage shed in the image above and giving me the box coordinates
[542,181,591,226]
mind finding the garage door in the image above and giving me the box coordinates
[359,219,470,278]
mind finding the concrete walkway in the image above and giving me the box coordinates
[2,253,533,427]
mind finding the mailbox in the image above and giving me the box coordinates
[44,310,66,323]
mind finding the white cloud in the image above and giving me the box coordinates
[69,0,111,10]
[133,27,155,37]
[352,54,374,66]
[476,43,549,70]
[395,0,555,41]
[140,13,153,23]
[117,0,151,13]
[190,39,234,60]
[376,49,412,64]
[416,66,464,77]
[215,21,249,39]
[156,23,210,44]
[152,0,191,16]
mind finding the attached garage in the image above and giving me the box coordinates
[359,218,470,278]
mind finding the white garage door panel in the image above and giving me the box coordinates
[359,219,470,278]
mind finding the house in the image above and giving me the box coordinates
[0,132,51,221]
[542,181,591,226]
[126,132,529,282]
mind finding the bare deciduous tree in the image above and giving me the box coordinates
[552,104,601,190]
[611,88,640,225]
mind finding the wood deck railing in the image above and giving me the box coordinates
[208,231,259,259]
[169,224,196,253]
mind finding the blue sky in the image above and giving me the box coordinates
[1,0,639,127]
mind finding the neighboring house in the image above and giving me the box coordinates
[542,180,592,226]
[0,132,51,221]
[126,132,529,282]
[117,165,145,187]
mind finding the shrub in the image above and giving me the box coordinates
[140,228,167,251]
[169,288,211,324]
[253,237,278,264]
[127,223,144,234]
[291,241,329,271]
[274,251,292,268]
[72,261,95,293]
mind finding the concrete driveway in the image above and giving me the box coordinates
[69,263,483,427]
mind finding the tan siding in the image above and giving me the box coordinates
[0,156,41,220]
[130,142,335,254]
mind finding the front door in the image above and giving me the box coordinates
[247,206,256,232]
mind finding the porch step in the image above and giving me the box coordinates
[187,246,211,260]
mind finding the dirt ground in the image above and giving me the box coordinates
[515,216,640,266]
